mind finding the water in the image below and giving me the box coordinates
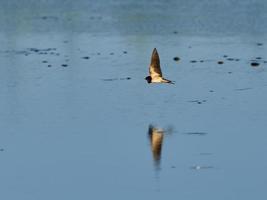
[0,0,267,199]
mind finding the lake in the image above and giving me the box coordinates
[0,0,267,199]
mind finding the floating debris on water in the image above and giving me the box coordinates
[120,77,131,80]
[185,132,208,136]
[82,56,90,59]
[227,58,235,61]
[188,100,207,104]
[235,87,252,91]
[103,77,131,81]
[28,48,57,52]
[61,64,68,67]
[103,78,118,81]
[251,62,260,67]
[173,57,180,61]
[40,16,58,20]
[217,61,224,64]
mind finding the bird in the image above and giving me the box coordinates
[145,48,174,84]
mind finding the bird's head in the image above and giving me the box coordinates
[145,76,152,83]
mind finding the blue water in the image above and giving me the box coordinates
[0,1,267,199]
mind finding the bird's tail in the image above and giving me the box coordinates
[163,79,175,84]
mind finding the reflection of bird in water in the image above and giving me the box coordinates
[148,125,164,170]
[145,48,174,84]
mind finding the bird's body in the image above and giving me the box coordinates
[145,48,174,84]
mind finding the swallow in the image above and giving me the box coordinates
[145,48,174,84]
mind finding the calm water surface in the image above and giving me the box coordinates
[0,0,267,199]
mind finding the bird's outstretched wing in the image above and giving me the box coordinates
[149,48,162,78]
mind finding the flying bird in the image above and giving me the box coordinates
[145,48,174,84]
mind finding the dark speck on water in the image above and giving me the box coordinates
[223,55,228,58]
[173,31,178,34]
[227,58,235,61]
[123,51,127,54]
[110,52,114,55]
[39,52,47,55]
[173,57,180,61]
[256,57,262,60]
[61,64,68,67]
[190,60,197,63]
[82,56,90,59]
[185,132,208,136]
[47,65,52,67]
[257,43,263,46]
[42,60,48,63]
[235,87,252,91]
[251,62,260,67]
[103,78,118,81]
[217,61,224,64]
[41,16,58,20]
[97,53,101,55]
[103,77,131,81]
[188,100,207,104]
